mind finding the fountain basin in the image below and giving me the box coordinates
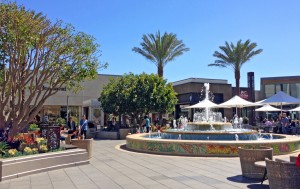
[126,133,300,157]
[159,130,271,140]
[186,122,233,130]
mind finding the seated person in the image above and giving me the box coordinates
[264,119,273,132]
[67,117,78,139]
[59,124,66,141]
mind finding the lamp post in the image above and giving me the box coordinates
[66,95,69,122]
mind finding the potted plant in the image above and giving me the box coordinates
[28,123,41,137]
[238,146,273,179]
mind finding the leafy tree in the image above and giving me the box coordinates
[0,2,106,136]
[99,73,177,126]
[209,39,262,95]
[132,31,189,77]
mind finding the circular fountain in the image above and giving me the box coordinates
[126,83,300,156]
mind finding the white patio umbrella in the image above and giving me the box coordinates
[254,99,266,105]
[255,104,282,119]
[184,99,218,109]
[217,95,259,114]
[288,106,300,112]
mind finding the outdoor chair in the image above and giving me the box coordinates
[290,155,297,163]
[265,158,300,189]
[238,146,273,179]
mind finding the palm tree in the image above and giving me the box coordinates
[209,39,263,95]
[132,31,189,77]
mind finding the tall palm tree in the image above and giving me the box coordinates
[132,31,189,77]
[209,39,263,95]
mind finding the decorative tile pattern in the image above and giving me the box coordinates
[126,134,300,156]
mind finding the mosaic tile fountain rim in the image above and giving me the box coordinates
[126,133,300,157]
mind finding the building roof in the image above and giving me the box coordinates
[172,78,228,86]
[261,75,300,80]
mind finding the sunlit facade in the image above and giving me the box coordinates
[26,74,121,125]
[261,76,300,98]
[260,76,300,119]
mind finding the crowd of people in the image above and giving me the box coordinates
[262,113,300,134]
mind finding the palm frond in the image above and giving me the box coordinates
[210,39,263,92]
[132,31,189,76]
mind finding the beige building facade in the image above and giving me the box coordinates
[32,74,121,126]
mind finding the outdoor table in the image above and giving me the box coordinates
[254,160,267,184]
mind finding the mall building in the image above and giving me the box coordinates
[260,75,300,119]
[32,72,300,126]
[31,74,121,126]
[173,72,257,123]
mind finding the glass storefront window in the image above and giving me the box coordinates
[275,84,281,93]
[282,83,290,95]
[291,83,300,99]
[41,105,80,124]
[265,84,275,97]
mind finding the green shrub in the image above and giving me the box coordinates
[28,123,40,131]
[0,141,8,156]
[55,117,66,125]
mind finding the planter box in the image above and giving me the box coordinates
[0,148,89,181]
[119,129,130,140]
[238,146,273,179]
[96,131,119,140]
[71,139,93,159]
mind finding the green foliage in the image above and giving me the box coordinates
[99,73,177,125]
[209,39,262,95]
[70,116,78,125]
[0,141,8,155]
[0,2,106,136]
[55,117,66,125]
[28,123,40,131]
[133,31,189,77]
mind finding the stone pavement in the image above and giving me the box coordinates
[0,139,298,189]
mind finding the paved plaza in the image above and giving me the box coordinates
[0,139,298,189]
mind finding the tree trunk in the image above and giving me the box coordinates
[235,69,241,117]
[235,70,240,96]
[157,64,163,77]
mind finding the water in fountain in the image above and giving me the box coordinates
[233,116,239,129]
[157,130,161,138]
[235,134,239,141]
[239,117,243,129]
[173,119,177,129]
[178,134,181,140]
[270,134,273,140]
[182,117,188,130]
[209,123,215,130]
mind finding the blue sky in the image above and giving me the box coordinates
[15,0,300,90]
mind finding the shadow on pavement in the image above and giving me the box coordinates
[227,175,261,183]
[227,175,269,189]
[247,184,269,189]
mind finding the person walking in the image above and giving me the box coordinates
[144,115,150,133]
[79,115,88,139]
